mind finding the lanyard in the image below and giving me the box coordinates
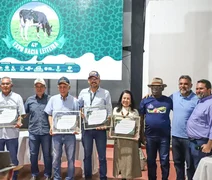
[90,92,96,106]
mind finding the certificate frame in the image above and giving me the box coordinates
[52,110,81,134]
[82,105,112,130]
[0,105,18,128]
[109,115,140,140]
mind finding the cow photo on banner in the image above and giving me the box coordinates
[0,0,123,80]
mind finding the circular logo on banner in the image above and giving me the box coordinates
[4,0,65,56]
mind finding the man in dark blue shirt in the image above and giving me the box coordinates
[140,78,173,180]
[25,78,52,180]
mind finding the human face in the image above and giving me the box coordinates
[121,93,131,108]
[179,78,192,96]
[0,78,13,96]
[34,83,46,97]
[88,77,100,90]
[151,85,163,97]
[58,83,70,97]
[196,82,211,99]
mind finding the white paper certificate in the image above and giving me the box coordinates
[87,109,107,125]
[0,108,17,124]
[115,119,136,134]
[56,115,77,129]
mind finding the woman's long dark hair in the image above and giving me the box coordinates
[116,90,136,112]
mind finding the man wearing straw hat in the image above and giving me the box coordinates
[139,77,173,180]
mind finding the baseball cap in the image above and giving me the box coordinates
[88,71,100,79]
[58,76,70,85]
[34,78,46,86]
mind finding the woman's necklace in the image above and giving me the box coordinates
[121,107,129,118]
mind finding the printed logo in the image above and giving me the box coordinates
[147,104,154,109]
[147,106,167,114]
[2,0,65,56]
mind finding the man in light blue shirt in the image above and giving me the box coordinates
[171,75,198,180]
[187,79,212,169]
[78,71,112,180]
[44,77,79,180]
[0,77,25,180]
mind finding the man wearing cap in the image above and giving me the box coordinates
[139,77,173,180]
[78,71,112,180]
[25,78,52,180]
[0,77,25,180]
[187,79,212,169]
[44,76,79,180]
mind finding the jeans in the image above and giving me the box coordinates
[29,133,52,177]
[146,136,170,180]
[172,136,195,180]
[189,138,212,169]
[0,138,19,180]
[82,129,107,180]
[52,134,76,180]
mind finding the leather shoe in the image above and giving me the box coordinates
[30,176,39,180]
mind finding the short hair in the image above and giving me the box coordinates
[179,75,192,82]
[197,79,212,89]
[0,77,13,85]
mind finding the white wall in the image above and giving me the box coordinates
[143,0,212,96]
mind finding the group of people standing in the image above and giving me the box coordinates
[140,75,212,180]
[0,72,212,180]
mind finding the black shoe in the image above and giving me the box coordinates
[30,176,39,180]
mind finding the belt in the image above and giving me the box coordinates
[188,137,208,143]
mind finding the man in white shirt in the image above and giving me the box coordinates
[0,77,25,180]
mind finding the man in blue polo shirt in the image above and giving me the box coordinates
[44,77,79,180]
[78,71,112,180]
[187,79,212,169]
[25,78,52,180]
[139,77,173,180]
[171,75,198,180]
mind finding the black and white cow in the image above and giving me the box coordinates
[19,9,52,40]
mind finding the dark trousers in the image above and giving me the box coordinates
[0,138,19,180]
[189,138,212,169]
[82,129,107,180]
[29,133,52,178]
[172,136,195,180]
[146,136,170,180]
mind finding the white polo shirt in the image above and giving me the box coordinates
[0,91,25,139]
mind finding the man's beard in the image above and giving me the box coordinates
[180,88,191,95]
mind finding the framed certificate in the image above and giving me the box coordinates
[109,115,140,140]
[0,105,18,128]
[82,105,112,130]
[52,110,81,134]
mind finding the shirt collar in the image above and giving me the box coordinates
[60,93,70,101]
[199,94,212,103]
[179,90,195,99]
[35,93,46,99]
[88,86,100,93]
[1,91,12,97]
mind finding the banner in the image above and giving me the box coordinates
[0,0,123,80]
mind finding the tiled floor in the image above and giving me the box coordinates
[18,148,176,180]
